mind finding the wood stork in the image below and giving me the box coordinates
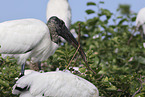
[46,0,71,29]
[12,70,99,97]
[136,7,145,47]
[0,16,91,76]
[2,0,72,72]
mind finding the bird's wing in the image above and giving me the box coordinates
[12,72,44,96]
[12,71,99,97]
[136,8,145,28]
[0,19,49,54]
[19,91,35,97]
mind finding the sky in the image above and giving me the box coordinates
[0,0,144,24]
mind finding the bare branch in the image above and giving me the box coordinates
[127,27,136,45]
[65,23,81,71]
[65,45,80,71]
[132,75,145,97]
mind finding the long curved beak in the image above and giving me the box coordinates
[60,24,96,74]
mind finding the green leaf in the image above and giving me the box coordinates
[118,18,128,25]
[55,50,66,56]
[99,1,104,4]
[131,17,136,22]
[0,78,9,87]
[100,8,112,19]
[79,68,86,73]
[106,85,117,91]
[85,9,95,14]
[137,56,145,64]
[87,2,96,6]
[117,16,123,19]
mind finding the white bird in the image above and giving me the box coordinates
[2,0,72,63]
[12,70,99,97]
[136,7,145,47]
[136,7,145,32]
[0,16,90,76]
[46,0,71,29]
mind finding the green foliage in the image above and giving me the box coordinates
[0,57,19,96]
[118,4,131,16]
[71,1,145,96]
[86,9,95,14]
[87,2,96,6]
[0,0,145,97]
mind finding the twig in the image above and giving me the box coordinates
[65,23,81,71]
[65,23,96,75]
[65,45,80,70]
[127,27,136,45]
[70,55,79,73]
[78,23,96,74]
[78,23,81,44]
[96,74,104,81]
[132,75,145,97]
[132,83,142,97]
[73,55,79,66]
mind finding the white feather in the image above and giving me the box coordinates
[46,0,71,29]
[136,7,145,33]
[19,91,35,97]
[136,7,145,48]
[0,19,59,64]
[2,0,71,64]
[12,70,99,97]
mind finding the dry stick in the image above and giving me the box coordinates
[70,55,79,73]
[65,23,96,75]
[96,74,104,81]
[78,23,81,44]
[127,28,137,45]
[65,23,81,71]
[77,23,96,74]
[132,75,144,97]
[65,45,80,70]
[132,83,142,97]
[87,63,97,75]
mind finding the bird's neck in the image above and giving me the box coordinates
[47,22,61,45]
[50,28,59,44]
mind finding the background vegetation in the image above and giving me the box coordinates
[0,1,145,97]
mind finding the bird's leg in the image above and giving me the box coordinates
[19,63,25,78]
[38,61,41,70]
[38,61,44,73]
[143,33,145,40]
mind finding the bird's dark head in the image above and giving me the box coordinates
[47,16,94,73]
[47,16,63,44]
[47,16,78,47]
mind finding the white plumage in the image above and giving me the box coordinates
[136,7,145,32]
[0,16,89,76]
[136,7,145,47]
[1,1,93,75]
[0,18,58,64]
[46,0,71,29]
[2,0,72,72]
[3,0,71,59]
[12,70,99,97]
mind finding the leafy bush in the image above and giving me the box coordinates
[0,0,145,97]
